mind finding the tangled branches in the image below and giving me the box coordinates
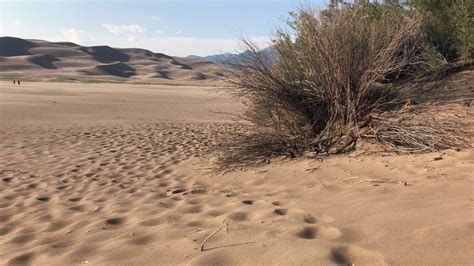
[214,5,473,170]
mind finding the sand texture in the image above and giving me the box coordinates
[0,79,473,265]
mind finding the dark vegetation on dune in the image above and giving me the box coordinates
[215,0,473,170]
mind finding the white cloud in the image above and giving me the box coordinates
[12,20,23,25]
[101,24,144,35]
[61,28,83,43]
[175,30,183,35]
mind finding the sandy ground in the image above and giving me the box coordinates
[0,81,473,265]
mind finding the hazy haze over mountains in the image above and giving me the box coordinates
[189,46,276,64]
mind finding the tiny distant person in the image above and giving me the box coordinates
[13,80,16,85]
[18,80,21,85]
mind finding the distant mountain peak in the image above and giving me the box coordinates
[189,46,276,65]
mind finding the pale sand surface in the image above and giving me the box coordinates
[0,81,473,265]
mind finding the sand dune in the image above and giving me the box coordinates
[28,54,60,69]
[81,63,136,78]
[0,38,37,56]
[0,36,224,83]
[79,46,130,63]
[0,74,473,265]
[29,47,85,58]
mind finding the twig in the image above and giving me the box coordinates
[340,176,360,183]
[317,177,329,190]
[200,220,229,252]
[434,152,446,161]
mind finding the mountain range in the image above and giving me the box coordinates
[189,46,275,65]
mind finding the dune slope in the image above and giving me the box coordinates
[0,36,223,83]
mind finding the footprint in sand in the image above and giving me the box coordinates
[303,214,317,224]
[190,187,207,194]
[44,221,68,232]
[27,183,38,189]
[104,217,126,227]
[271,201,281,206]
[241,200,254,205]
[68,197,82,202]
[0,226,14,236]
[273,208,288,216]
[296,225,341,240]
[36,196,49,202]
[296,227,317,239]
[171,188,187,194]
[9,233,36,244]
[330,245,386,264]
[8,252,35,265]
[180,205,203,214]
[128,234,156,245]
[228,211,251,221]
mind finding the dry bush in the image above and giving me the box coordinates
[366,104,472,153]
[215,5,472,169]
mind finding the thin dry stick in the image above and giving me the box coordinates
[317,177,329,190]
[200,220,229,252]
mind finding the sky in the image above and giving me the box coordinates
[0,0,326,56]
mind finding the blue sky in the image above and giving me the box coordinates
[0,0,327,56]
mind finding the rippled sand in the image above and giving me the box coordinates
[1,81,473,265]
